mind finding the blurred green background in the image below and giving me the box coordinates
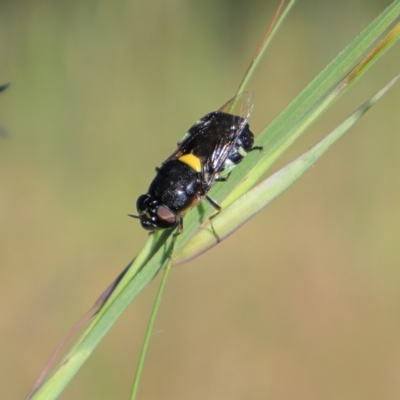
[1,0,400,399]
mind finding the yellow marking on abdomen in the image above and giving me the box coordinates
[178,154,202,172]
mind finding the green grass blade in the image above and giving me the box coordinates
[214,1,400,208]
[226,19,400,206]
[175,74,400,264]
[28,232,174,400]
[171,2,400,258]
[168,0,400,260]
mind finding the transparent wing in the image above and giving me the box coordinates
[218,91,254,121]
[205,92,254,175]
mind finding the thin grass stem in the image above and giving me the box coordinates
[236,0,296,95]
[129,256,173,400]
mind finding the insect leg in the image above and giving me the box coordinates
[207,203,222,243]
[168,221,183,260]
[178,216,184,232]
[249,145,264,152]
[205,196,221,212]
[215,174,230,182]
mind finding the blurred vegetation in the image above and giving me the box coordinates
[1,1,399,399]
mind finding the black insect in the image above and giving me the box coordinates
[131,92,261,231]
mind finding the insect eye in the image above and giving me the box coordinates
[156,206,176,225]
